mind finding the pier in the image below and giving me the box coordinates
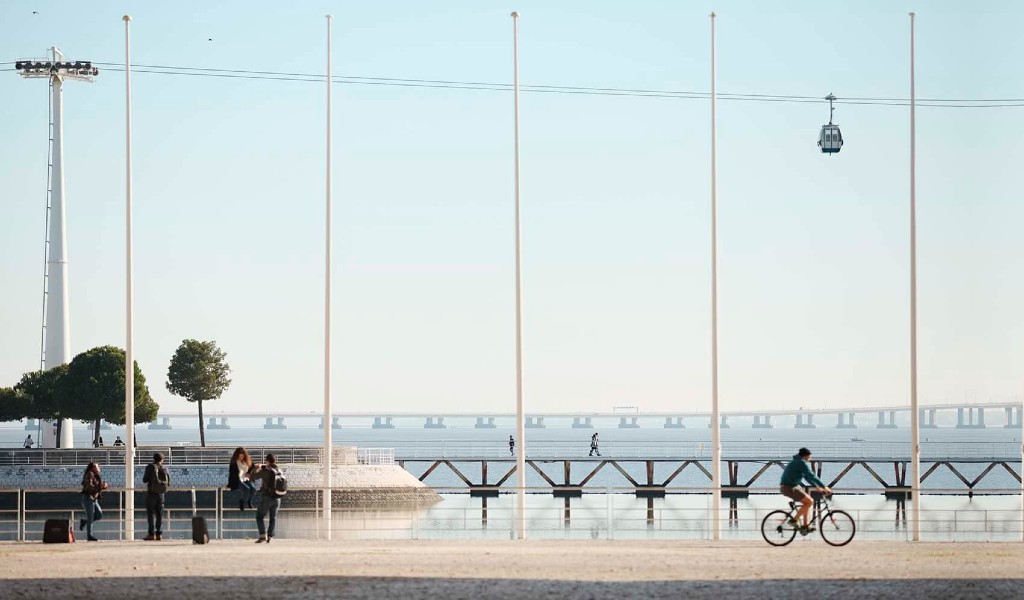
[138,401,1024,431]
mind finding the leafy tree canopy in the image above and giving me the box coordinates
[0,387,32,423]
[166,339,232,403]
[56,345,159,425]
[14,364,69,420]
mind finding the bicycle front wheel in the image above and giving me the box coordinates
[761,510,798,546]
[819,509,856,546]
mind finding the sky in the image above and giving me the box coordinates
[1,1,1022,417]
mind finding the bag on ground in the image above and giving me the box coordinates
[43,519,74,543]
[191,516,209,544]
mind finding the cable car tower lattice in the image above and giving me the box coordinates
[14,49,99,448]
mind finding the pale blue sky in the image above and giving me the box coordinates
[1,1,1022,416]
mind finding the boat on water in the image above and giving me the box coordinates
[850,437,865,442]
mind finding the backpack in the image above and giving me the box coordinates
[149,464,169,494]
[268,467,287,497]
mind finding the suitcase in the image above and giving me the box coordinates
[43,519,74,543]
[191,516,209,544]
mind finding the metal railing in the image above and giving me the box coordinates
[2,486,1021,543]
[0,445,367,467]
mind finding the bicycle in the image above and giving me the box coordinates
[760,487,856,547]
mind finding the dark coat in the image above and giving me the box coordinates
[81,471,103,499]
[227,461,241,491]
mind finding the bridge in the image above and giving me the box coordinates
[41,401,1020,431]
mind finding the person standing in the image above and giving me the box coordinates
[255,453,284,543]
[509,435,515,456]
[227,447,256,511]
[589,433,601,457]
[79,462,108,541]
[23,435,33,449]
[142,452,170,541]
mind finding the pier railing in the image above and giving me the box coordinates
[0,485,1021,543]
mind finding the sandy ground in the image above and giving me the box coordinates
[0,540,1022,599]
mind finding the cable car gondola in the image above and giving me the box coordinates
[818,93,843,154]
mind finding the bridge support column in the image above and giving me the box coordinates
[1005,406,1022,428]
[920,409,938,429]
[708,415,729,428]
[525,416,546,429]
[208,417,229,430]
[795,414,815,429]
[835,412,857,429]
[23,418,39,431]
[663,417,684,429]
[618,417,639,429]
[956,407,985,429]
[572,417,594,429]
[752,415,773,429]
[424,417,447,429]
[475,417,496,429]
[148,417,172,430]
[372,417,394,429]
[99,420,111,431]
[877,410,897,429]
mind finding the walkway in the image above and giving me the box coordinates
[0,540,1021,598]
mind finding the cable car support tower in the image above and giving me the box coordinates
[14,49,99,448]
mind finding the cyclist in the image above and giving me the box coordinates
[780,447,831,534]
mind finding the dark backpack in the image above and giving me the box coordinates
[268,467,287,497]
[149,464,169,494]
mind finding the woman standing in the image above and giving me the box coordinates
[227,447,256,511]
[79,462,107,541]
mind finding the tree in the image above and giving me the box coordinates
[166,339,232,447]
[0,387,32,423]
[14,365,70,444]
[57,345,159,445]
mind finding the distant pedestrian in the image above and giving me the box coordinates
[112,436,124,447]
[509,435,515,456]
[255,453,284,543]
[97,436,104,447]
[79,462,108,541]
[589,433,601,457]
[142,452,170,540]
[228,447,257,511]
[23,435,33,449]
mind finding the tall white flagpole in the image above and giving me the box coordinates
[510,10,527,541]
[122,14,136,542]
[709,11,722,542]
[323,13,334,539]
[908,11,921,543]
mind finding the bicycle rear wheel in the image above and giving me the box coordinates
[761,510,798,546]
[819,509,856,546]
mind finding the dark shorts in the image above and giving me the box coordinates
[780,485,810,502]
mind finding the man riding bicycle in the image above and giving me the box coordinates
[780,447,831,534]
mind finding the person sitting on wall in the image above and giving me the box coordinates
[112,436,125,447]
[23,435,33,449]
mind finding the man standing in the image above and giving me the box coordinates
[589,433,601,457]
[23,435,33,449]
[256,453,284,543]
[142,452,170,541]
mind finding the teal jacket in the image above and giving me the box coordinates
[780,455,826,488]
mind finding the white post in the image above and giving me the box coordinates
[323,13,334,539]
[123,14,136,542]
[709,11,722,542]
[908,11,921,543]
[511,10,527,541]
[44,46,74,450]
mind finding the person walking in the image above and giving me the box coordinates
[255,453,284,543]
[23,435,33,449]
[79,462,108,541]
[589,433,601,457]
[227,447,257,511]
[509,435,515,456]
[142,452,170,541]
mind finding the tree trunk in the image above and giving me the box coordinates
[198,399,206,447]
[93,420,101,447]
